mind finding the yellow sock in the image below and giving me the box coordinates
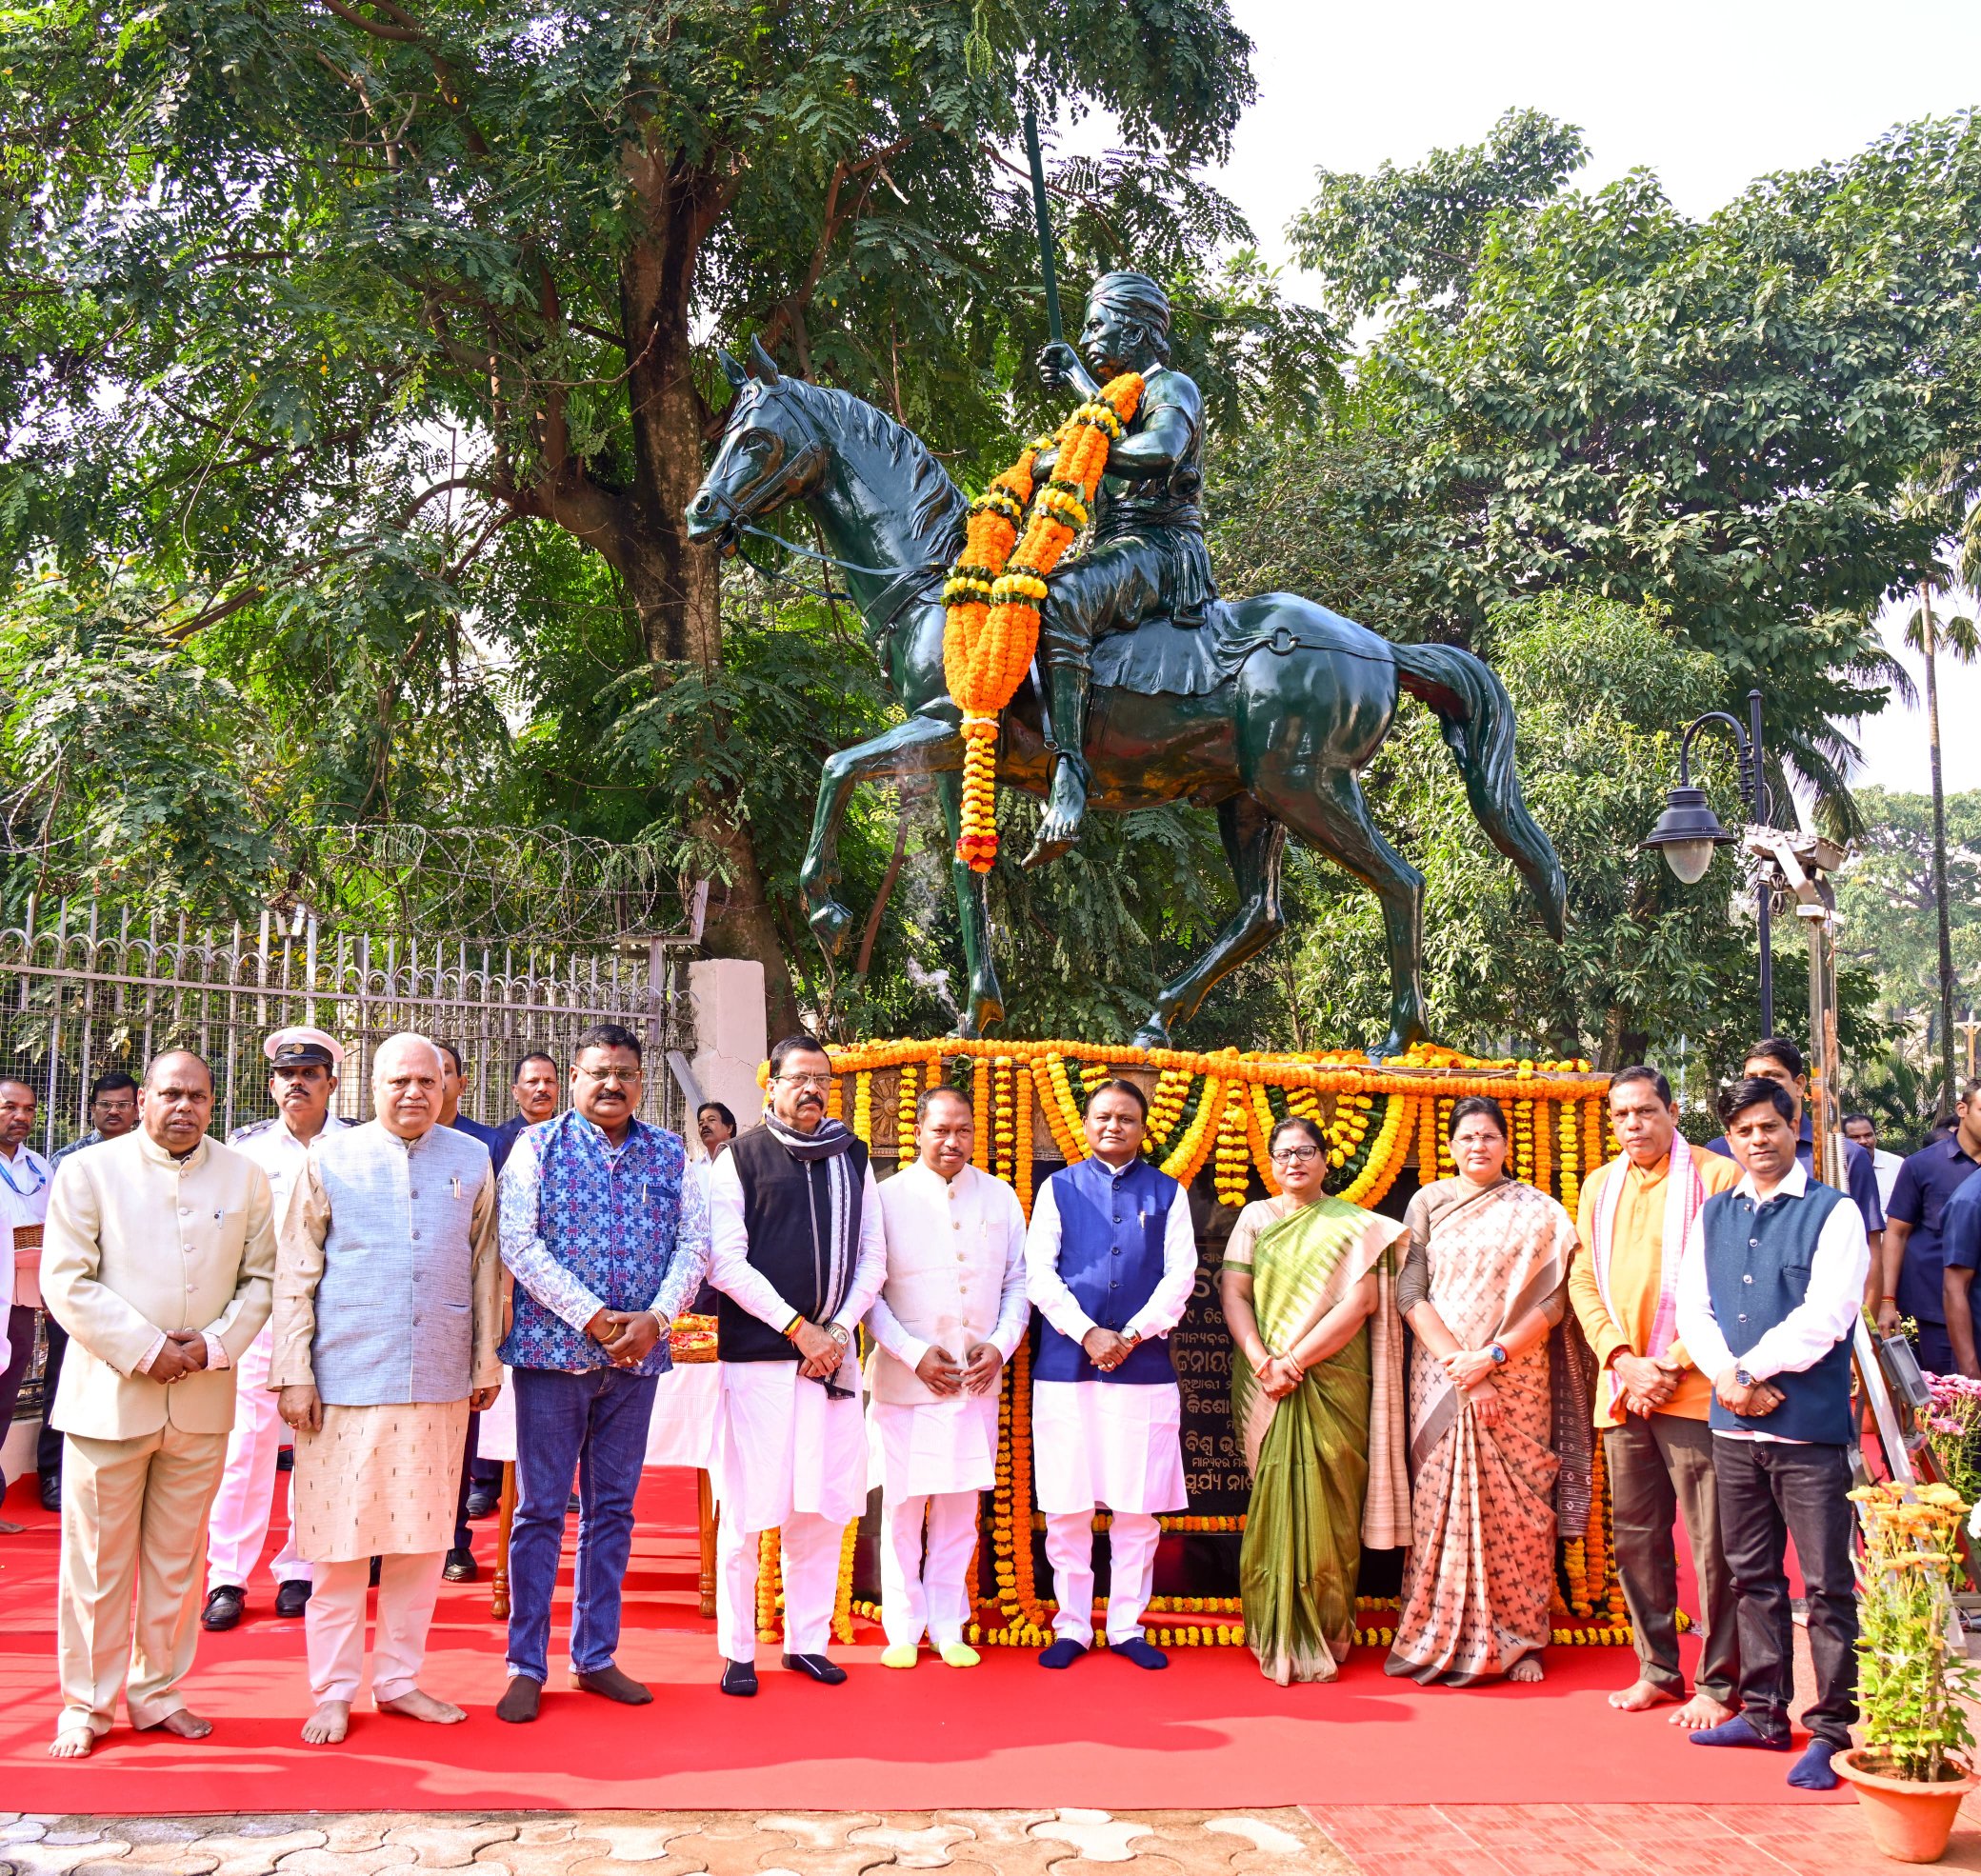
[939,1641,981,1668]
[880,1643,918,1669]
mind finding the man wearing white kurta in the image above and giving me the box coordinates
[868,1085,1028,1670]
[201,1027,348,1631]
[1026,1079,1195,1671]
[705,1035,885,1696]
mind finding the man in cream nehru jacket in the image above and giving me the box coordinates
[271,1032,500,1746]
[40,1048,276,1758]
[868,1084,1028,1669]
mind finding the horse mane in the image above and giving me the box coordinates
[785,378,968,560]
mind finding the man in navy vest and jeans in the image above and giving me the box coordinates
[493,1022,708,1724]
[1676,1076,1870,1791]
[1026,1080,1195,1671]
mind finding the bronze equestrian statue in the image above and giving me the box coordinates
[685,276,1566,1055]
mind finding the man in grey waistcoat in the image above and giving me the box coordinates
[270,1033,501,1746]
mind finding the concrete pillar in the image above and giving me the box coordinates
[688,957,769,1131]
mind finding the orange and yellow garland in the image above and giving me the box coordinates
[942,373,1146,870]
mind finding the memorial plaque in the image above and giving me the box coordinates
[1171,1183,1250,1517]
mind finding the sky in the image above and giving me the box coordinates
[1136,0,1981,796]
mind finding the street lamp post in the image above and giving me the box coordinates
[1641,689,1773,1035]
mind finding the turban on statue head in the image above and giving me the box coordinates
[1087,270,1172,362]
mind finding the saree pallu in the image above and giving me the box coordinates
[1227,1193,1405,1685]
[1385,1177,1579,1687]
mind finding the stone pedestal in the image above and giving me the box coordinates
[687,957,768,1129]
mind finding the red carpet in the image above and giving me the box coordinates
[0,1471,1846,1813]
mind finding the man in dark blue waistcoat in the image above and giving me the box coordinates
[1676,1077,1871,1791]
[1024,1080,1196,1671]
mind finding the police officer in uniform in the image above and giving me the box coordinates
[200,1027,348,1629]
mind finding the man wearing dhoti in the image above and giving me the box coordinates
[705,1034,885,1696]
[868,1084,1028,1670]
[1025,1079,1195,1670]
[270,1033,501,1746]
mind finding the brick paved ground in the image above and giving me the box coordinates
[9,1801,1981,1876]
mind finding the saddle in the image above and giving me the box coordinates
[1088,599,1364,699]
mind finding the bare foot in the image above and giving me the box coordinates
[376,1686,466,1725]
[1609,1678,1679,1712]
[49,1726,95,1759]
[301,1700,350,1746]
[1671,1690,1735,1730]
[1507,1656,1546,1684]
[139,1708,213,1739]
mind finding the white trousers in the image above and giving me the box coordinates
[879,1488,978,1650]
[304,1550,445,1706]
[204,1328,309,1592]
[1046,1509,1160,1646]
[715,1509,842,1664]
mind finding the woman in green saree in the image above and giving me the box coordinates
[1222,1116,1411,1685]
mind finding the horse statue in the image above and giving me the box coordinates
[685,337,1566,1055]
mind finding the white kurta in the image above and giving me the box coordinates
[866,1161,1029,1499]
[703,1142,886,1533]
[1024,1166,1196,1516]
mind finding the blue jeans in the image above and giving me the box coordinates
[505,1365,658,1685]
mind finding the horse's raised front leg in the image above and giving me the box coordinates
[1134,796,1286,1048]
[931,768,1003,1038]
[801,711,963,955]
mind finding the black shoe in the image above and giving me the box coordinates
[369,1555,381,1587]
[781,1652,847,1685]
[275,1446,294,1473]
[568,1491,581,1513]
[274,1579,312,1618]
[201,1586,246,1631]
[443,1546,477,1583]
[720,1659,759,1697]
[38,1477,60,1512]
[465,1488,499,1520]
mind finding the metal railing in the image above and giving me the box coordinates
[0,897,697,1151]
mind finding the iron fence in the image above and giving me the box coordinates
[0,897,698,1154]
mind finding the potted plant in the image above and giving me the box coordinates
[1837,1482,1980,1862]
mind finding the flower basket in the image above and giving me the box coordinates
[1848,1482,1981,1862]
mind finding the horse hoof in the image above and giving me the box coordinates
[808,900,854,955]
[1131,1020,1171,1049]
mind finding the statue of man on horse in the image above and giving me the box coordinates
[682,271,1566,1055]
[1028,270,1214,868]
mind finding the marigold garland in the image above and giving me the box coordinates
[943,372,1146,870]
[851,1069,873,1147]
[895,1060,918,1159]
[832,1513,859,1646]
[970,1056,990,1170]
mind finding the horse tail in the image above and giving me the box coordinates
[1392,641,1567,939]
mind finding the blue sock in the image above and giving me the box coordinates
[1788,1740,1842,1789]
[1111,1635,1169,1670]
[1691,1713,1793,1750]
[1037,1637,1089,1669]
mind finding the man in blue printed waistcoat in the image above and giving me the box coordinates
[492,1022,708,1725]
[270,1033,502,1747]
[1675,1076,1870,1791]
[1025,1079,1197,1670]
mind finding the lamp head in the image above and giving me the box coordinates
[1643,785,1735,885]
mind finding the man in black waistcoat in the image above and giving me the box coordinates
[704,1034,887,1696]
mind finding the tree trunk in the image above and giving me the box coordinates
[617,172,802,1041]
[1925,592,1958,1118]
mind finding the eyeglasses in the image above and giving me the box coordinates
[1270,1145,1320,1165]
[777,1072,834,1089]
[576,1065,642,1088]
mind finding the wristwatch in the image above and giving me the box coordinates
[826,1323,851,1347]
[1487,1342,1508,1366]
[1734,1366,1756,1388]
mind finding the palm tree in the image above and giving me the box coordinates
[1903,586,1981,1115]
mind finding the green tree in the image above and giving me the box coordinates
[1286,110,1981,805]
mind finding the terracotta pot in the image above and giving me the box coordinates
[1835,1750,1977,1864]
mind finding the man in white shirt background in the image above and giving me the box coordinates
[868,1083,1028,1670]
[1675,1075,1870,1793]
[1843,1111,1904,1215]
[0,1073,53,1533]
[201,1027,348,1631]
[1025,1079,1195,1672]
